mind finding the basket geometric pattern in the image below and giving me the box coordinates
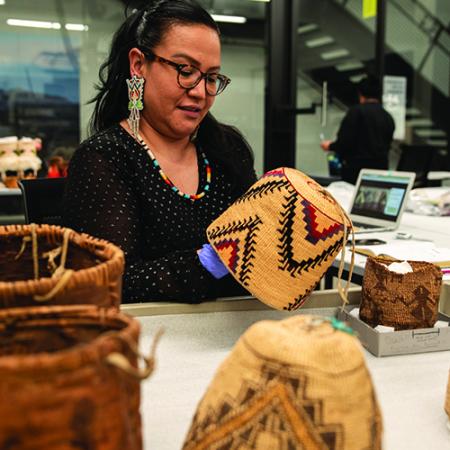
[183,315,382,450]
[360,257,442,330]
[207,168,350,310]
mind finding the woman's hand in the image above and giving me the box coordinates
[197,244,229,279]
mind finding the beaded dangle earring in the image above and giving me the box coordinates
[126,75,145,138]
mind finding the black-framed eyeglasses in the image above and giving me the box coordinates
[145,51,231,96]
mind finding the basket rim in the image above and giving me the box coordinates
[0,304,139,373]
[0,224,124,295]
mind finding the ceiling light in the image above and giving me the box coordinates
[0,0,6,6]
[65,23,89,31]
[211,14,247,24]
[7,18,61,29]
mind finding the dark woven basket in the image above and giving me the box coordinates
[0,224,124,308]
[0,305,154,450]
[360,256,442,330]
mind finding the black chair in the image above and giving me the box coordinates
[396,145,436,188]
[18,178,66,225]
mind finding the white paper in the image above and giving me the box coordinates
[357,241,450,263]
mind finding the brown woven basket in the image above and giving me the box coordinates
[360,256,442,330]
[0,224,124,308]
[0,305,157,450]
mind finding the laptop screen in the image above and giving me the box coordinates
[350,172,412,222]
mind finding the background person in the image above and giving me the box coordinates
[63,0,256,303]
[321,75,395,184]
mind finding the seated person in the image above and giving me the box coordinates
[63,0,256,303]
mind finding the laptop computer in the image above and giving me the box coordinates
[348,169,416,233]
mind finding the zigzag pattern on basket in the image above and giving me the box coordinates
[214,239,240,273]
[277,188,343,277]
[283,282,319,311]
[234,179,290,205]
[262,168,285,178]
[208,216,262,285]
[301,199,343,244]
[183,363,345,450]
[207,216,262,240]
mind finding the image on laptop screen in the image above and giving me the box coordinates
[350,172,412,222]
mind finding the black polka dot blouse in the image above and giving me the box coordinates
[63,124,256,303]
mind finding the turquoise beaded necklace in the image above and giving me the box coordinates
[137,135,211,201]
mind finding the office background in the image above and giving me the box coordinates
[0,0,448,177]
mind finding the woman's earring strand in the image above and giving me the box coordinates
[126,75,145,138]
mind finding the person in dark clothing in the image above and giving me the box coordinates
[321,76,395,184]
[63,0,256,303]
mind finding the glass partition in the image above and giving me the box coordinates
[0,0,267,176]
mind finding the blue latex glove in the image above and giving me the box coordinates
[198,244,229,279]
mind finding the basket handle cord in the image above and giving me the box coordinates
[105,328,164,380]
[321,189,356,308]
[15,223,40,279]
[14,225,74,302]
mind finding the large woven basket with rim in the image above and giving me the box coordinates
[207,168,352,311]
[360,256,442,330]
[0,305,158,450]
[183,315,382,450]
[0,224,124,308]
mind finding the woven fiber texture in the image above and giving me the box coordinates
[445,371,450,420]
[0,305,146,450]
[206,168,351,311]
[183,315,382,450]
[0,224,124,308]
[360,257,442,330]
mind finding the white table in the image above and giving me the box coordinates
[121,291,450,450]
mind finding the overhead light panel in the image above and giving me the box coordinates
[7,18,61,29]
[0,0,6,6]
[211,14,247,24]
[6,19,88,31]
[65,23,89,31]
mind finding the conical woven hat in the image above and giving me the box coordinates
[207,168,351,310]
[183,315,382,450]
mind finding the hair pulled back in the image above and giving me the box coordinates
[90,0,218,133]
[89,0,254,194]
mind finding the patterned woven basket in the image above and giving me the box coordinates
[207,168,353,311]
[0,305,159,450]
[0,224,124,308]
[360,256,442,330]
[183,315,382,450]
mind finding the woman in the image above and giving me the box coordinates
[63,0,256,303]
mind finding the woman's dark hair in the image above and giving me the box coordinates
[89,0,255,194]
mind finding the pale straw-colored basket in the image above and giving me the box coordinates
[207,168,354,310]
[0,224,124,308]
[183,315,382,450]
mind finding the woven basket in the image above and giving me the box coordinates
[183,315,382,450]
[0,305,158,450]
[445,371,450,422]
[360,257,442,330]
[0,224,124,308]
[207,168,352,311]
